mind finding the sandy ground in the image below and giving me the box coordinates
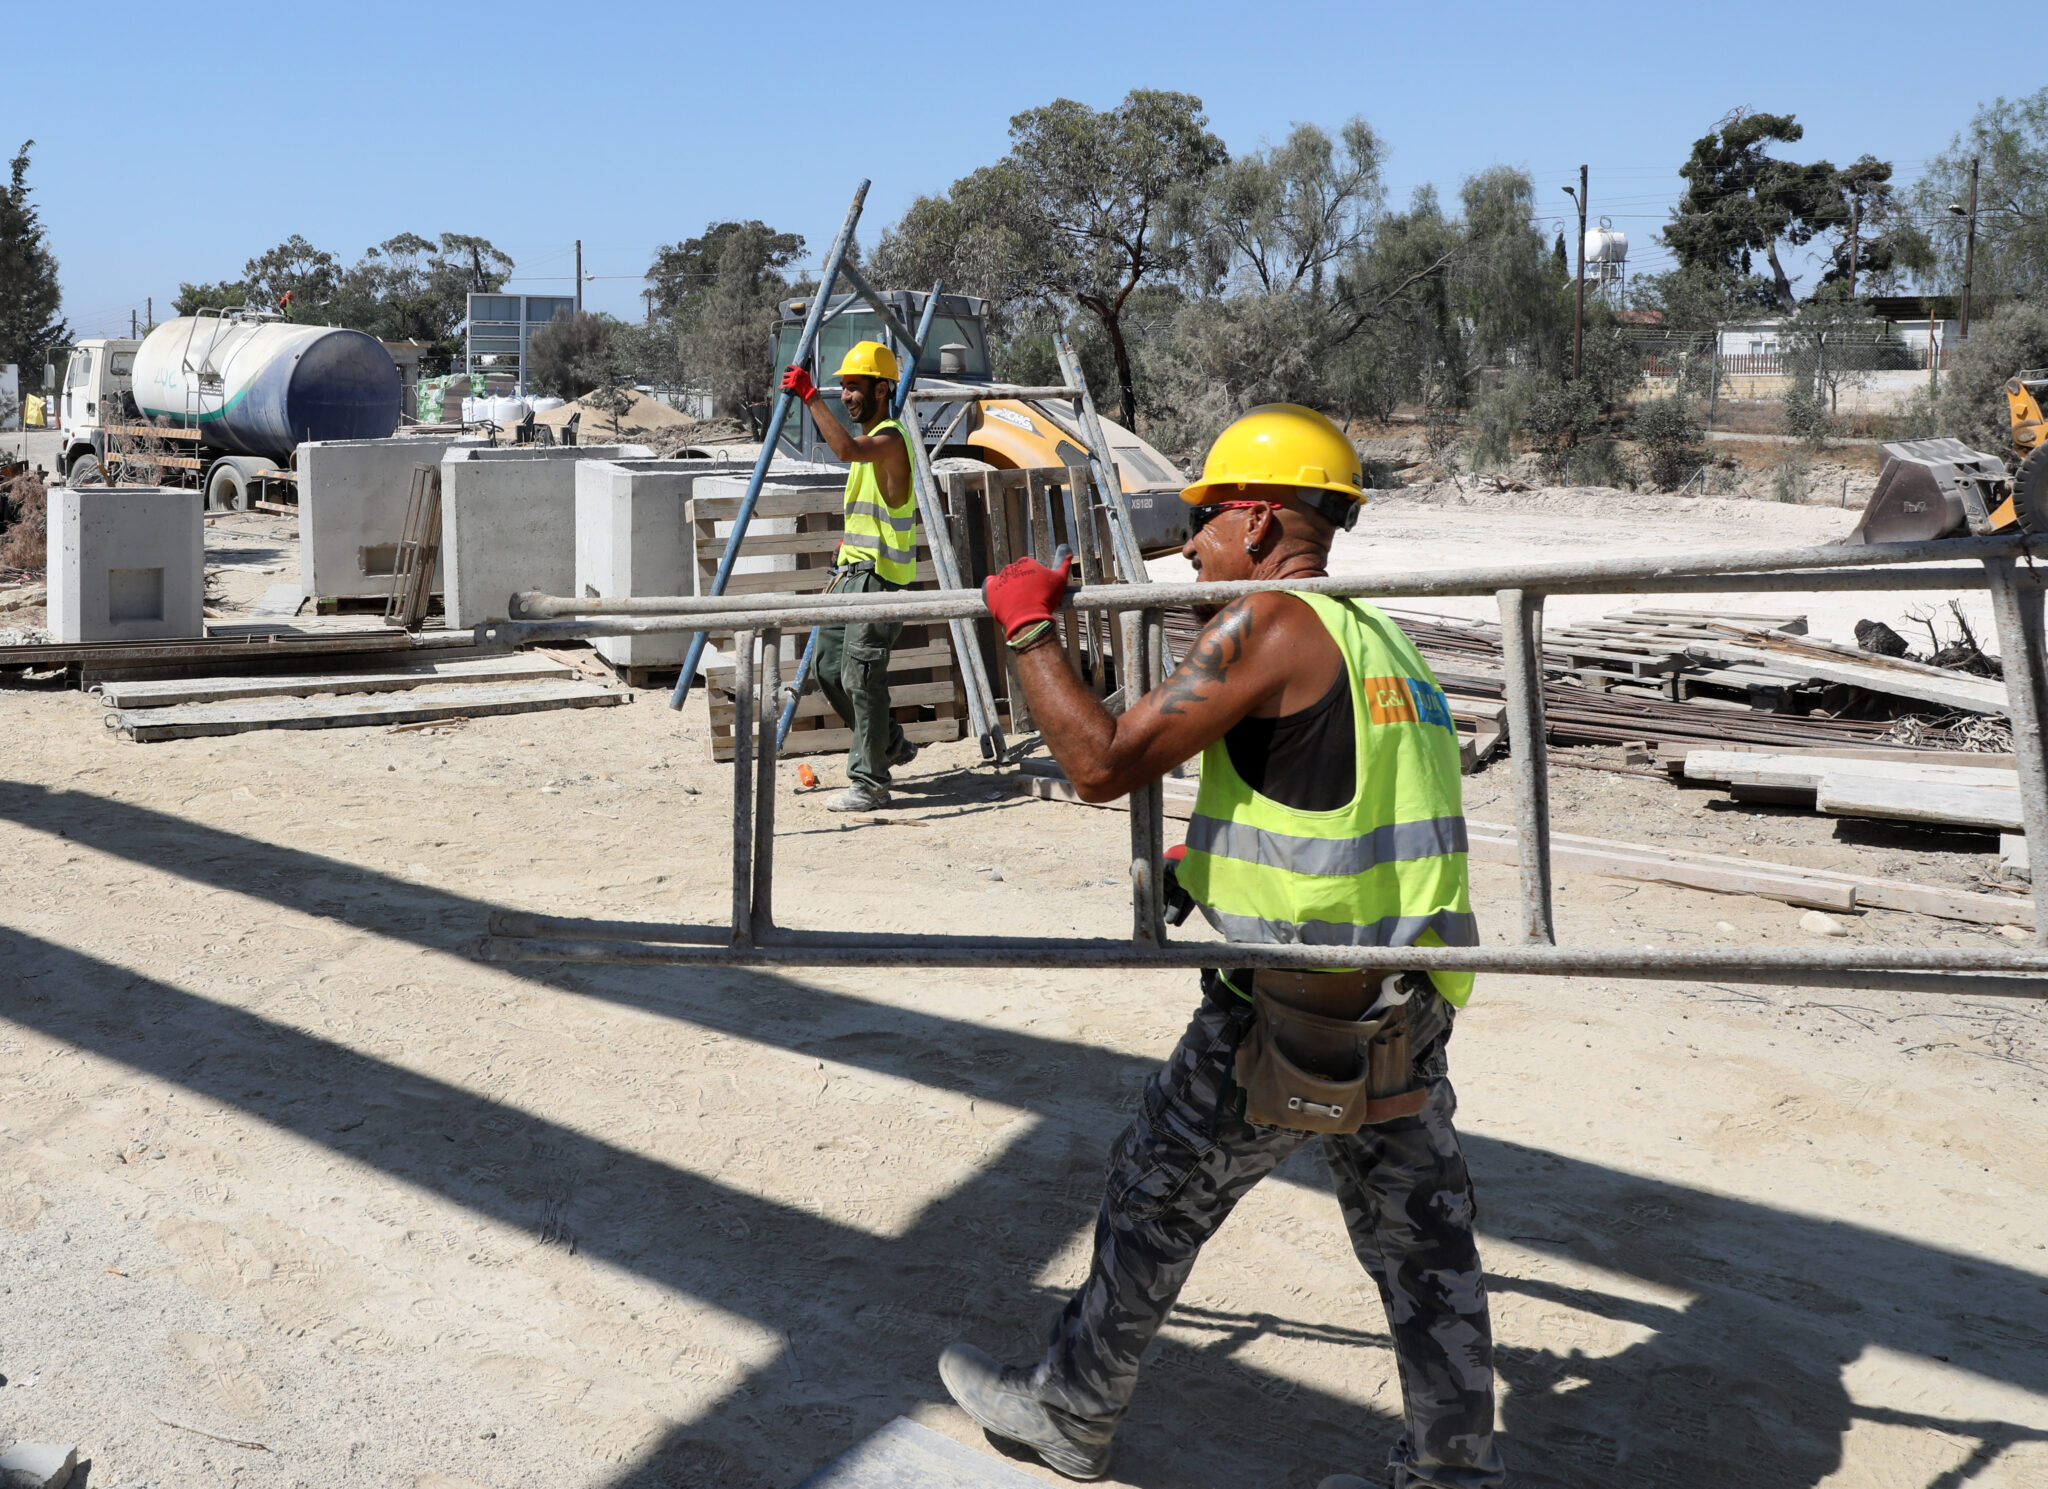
[1,496,2046,1489]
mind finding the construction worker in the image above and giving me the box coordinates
[780,341,920,812]
[945,404,1501,1489]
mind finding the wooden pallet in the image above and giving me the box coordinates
[939,464,1123,731]
[689,483,967,762]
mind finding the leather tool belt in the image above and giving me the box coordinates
[1235,969,1431,1133]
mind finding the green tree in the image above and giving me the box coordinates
[1633,395,1708,489]
[647,221,803,323]
[1663,111,1878,313]
[239,235,342,318]
[1195,119,1383,295]
[527,310,618,399]
[1005,90,1228,427]
[1929,299,2048,453]
[660,221,804,415]
[1907,88,2048,301]
[172,280,252,315]
[0,142,69,392]
[872,164,1050,343]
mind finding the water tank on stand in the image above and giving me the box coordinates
[1584,218,1628,298]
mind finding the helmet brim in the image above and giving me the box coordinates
[1180,478,1366,506]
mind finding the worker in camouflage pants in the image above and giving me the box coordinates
[1014,975,1499,1486]
[947,407,1502,1486]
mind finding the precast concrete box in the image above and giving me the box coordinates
[573,457,839,673]
[440,443,650,628]
[48,484,204,642]
[299,435,487,601]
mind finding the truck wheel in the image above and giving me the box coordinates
[67,453,105,485]
[206,462,250,512]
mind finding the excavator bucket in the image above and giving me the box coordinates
[1845,438,2009,545]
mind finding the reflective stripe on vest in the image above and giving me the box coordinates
[837,418,918,584]
[1175,592,1478,1006]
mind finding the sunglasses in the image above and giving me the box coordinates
[1186,500,1265,535]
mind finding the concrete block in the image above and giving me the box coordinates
[0,1441,78,1489]
[48,484,204,642]
[573,457,837,672]
[439,444,649,628]
[794,1417,1043,1487]
[299,435,486,600]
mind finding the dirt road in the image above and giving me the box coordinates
[1,497,2045,1489]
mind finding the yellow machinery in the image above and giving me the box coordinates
[1849,371,2048,543]
[1989,372,2048,532]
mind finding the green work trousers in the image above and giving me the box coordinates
[814,566,907,792]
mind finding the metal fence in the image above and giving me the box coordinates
[473,535,2048,1000]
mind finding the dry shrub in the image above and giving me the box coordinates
[1,469,48,574]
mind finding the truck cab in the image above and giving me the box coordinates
[773,291,1190,554]
[51,338,140,481]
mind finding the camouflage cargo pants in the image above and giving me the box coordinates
[1027,971,1504,1488]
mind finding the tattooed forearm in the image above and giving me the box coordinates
[1153,600,1253,715]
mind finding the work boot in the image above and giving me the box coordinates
[937,1344,1110,1481]
[825,784,890,813]
[887,733,920,769]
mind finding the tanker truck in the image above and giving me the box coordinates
[51,309,401,508]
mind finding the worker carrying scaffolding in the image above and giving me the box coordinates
[937,405,1503,1489]
[779,342,923,811]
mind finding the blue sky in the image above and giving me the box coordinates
[9,0,2039,339]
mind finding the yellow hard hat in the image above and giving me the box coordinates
[834,340,899,383]
[1181,404,1366,508]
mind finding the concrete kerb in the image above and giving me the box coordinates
[438,444,650,629]
[298,436,487,601]
[47,484,204,643]
[574,459,841,674]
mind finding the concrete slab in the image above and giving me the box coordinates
[793,1417,1043,1488]
[110,679,626,741]
[573,457,837,673]
[299,435,486,601]
[440,444,651,628]
[97,652,575,708]
[48,484,205,643]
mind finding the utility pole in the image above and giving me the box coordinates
[146,296,152,332]
[1846,198,1860,298]
[575,240,583,314]
[1565,165,1588,379]
[130,310,137,338]
[1960,156,1979,339]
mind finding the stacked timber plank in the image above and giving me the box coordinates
[689,482,966,763]
[1681,749,2022,833]
[100,653,625,741]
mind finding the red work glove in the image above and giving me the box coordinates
[780,363,817,402]
[982,554,1073,639]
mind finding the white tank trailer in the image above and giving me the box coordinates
[134,314,400,455]
[56,311,401,507]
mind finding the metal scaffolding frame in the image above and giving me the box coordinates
[477,535,2048,999]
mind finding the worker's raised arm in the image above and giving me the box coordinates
[987,555,1318,802]
[781,364,911,490]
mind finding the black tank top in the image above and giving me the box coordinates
[1221,665,1355,812]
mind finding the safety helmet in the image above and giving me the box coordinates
[1180,404,1367,512]
[834,340,900,383]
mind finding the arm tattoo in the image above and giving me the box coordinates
[1153,600,1253,715]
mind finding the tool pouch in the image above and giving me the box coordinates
[1235,984,1428,1134]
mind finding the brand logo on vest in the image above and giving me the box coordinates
[1362,675,1453,732]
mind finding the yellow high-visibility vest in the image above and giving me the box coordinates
[1176,593,1478,1005]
